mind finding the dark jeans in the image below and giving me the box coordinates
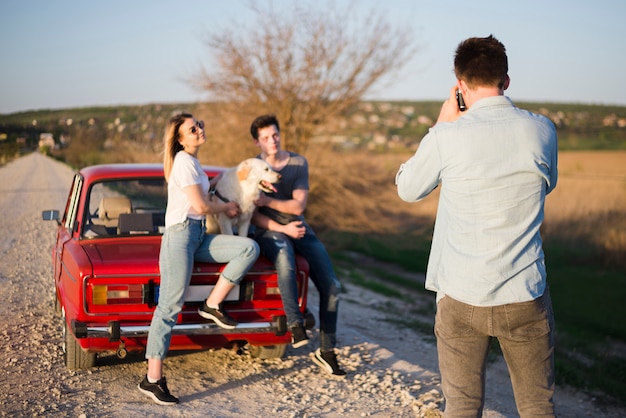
[435,289,555,417]
[254,228,341,351]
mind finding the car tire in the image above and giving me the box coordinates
[64,319,96,370]
[248,344,287,359]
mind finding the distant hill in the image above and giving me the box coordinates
[1,101,625,167]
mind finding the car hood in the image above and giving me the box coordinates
[82,240,161,276]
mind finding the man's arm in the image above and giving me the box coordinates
[251,210,305,239]
[395,134,442,202]
[255,188,308,216]
[396,88,460,202]
[252,188,308,239]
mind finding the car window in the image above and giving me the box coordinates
[64,175,83,233]
[82,178,168,238]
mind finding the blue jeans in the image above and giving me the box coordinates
[435,289,555,417]
[254,227,341,351]
[146,218,259,360]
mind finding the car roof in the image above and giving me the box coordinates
[78,163,225,183]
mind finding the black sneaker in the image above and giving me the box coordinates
[198,302,237,329]
[138,375,179,405]
[289,323,309,348]
[312,348,347,377]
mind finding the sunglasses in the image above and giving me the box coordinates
[189,120,205,134]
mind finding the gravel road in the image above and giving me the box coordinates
[1,153,623,417]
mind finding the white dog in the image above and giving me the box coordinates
[206,158,281,236]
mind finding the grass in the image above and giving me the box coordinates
[339,268,406,300]
[323,230,431,272]
[546,243,626,400]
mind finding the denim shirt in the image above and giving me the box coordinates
[396,96,558,306]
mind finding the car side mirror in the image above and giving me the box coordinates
[42,210,60,225]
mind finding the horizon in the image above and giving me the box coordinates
[3,97,626,118]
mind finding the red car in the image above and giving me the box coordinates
[42,164,311,370]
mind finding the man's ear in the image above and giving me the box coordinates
[503,75,510,91]
[458,79,470,96]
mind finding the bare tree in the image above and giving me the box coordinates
[192,1,419,155]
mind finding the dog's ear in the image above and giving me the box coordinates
[237,163,251,182]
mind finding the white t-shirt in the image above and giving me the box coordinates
[165,151,209,228]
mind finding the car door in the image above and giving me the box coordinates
[54,174,82,284]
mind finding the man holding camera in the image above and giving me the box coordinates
[396,35,558,417]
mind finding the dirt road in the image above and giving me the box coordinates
[0,153,621,417]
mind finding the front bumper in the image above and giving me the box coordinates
[72,316,287,341]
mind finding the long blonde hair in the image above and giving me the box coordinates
[163,113,193,181]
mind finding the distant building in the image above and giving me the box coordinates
[417,115,433,126]
[38,133,55,151]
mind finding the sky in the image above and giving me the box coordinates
[1,0,625,115]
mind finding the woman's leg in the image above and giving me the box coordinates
[145,221,196,363]
[147,358,163,381]
[195,233,259,286]
[206,277,236,306]
[194,232,259,328]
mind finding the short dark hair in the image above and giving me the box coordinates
[454,35,508,89]
[250,114,280,140]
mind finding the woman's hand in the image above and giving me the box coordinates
[223,201,241,218]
